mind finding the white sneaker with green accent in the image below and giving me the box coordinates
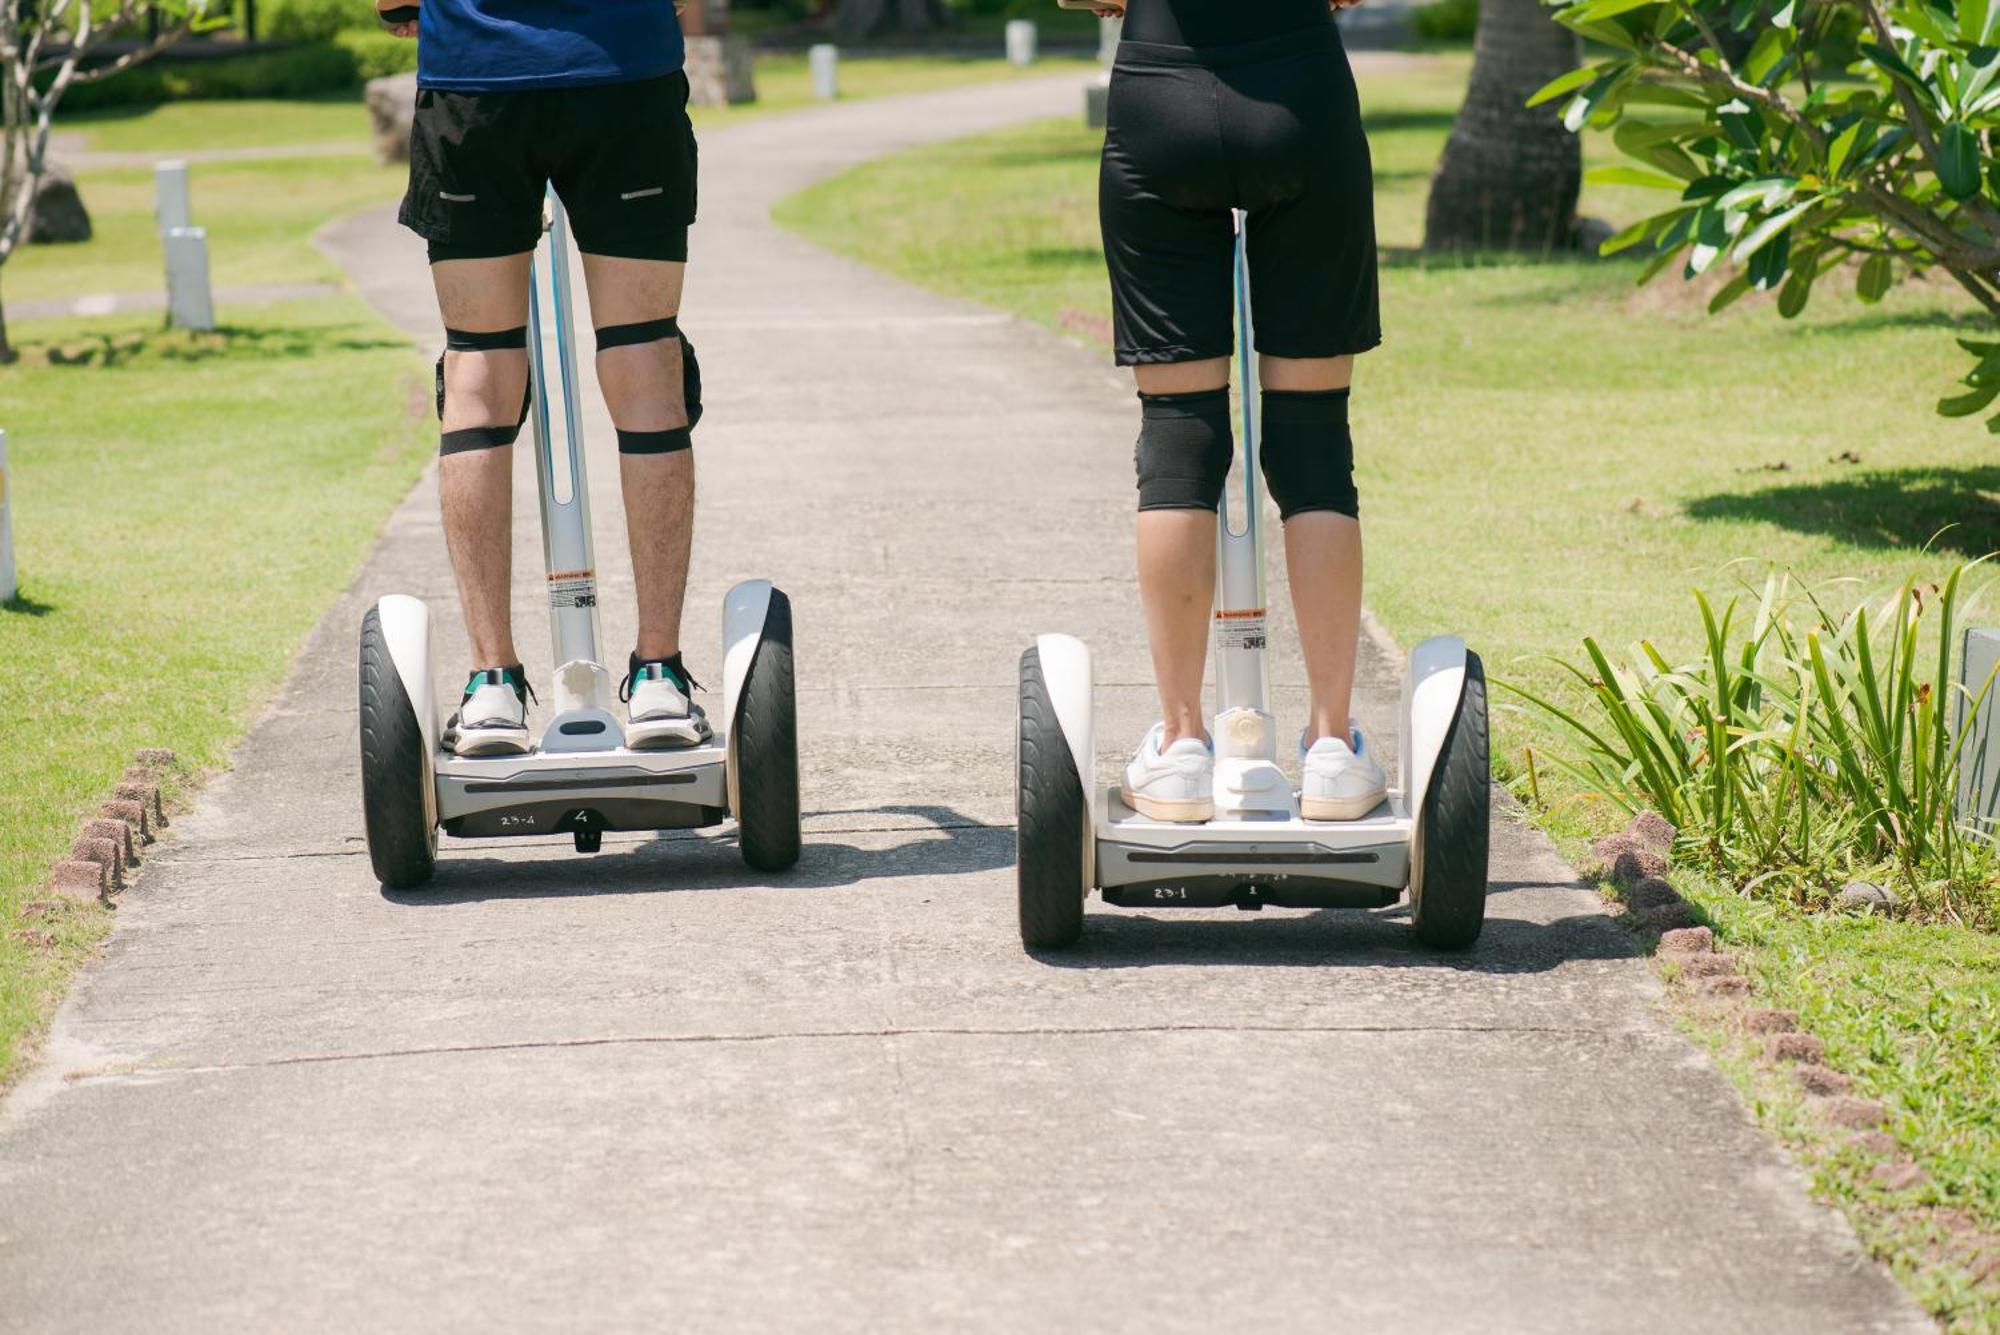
[443,667,532,758]
[623,653,712,750]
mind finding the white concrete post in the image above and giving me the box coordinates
[809,43,839,100]
[1006,18,1038,66]
[164,227,216,331]
[154,160,192,232]
[0,429,15,606]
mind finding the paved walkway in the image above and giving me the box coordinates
[0,74,1923,1333]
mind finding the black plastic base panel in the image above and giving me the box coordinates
[443,798,729,840]
[1102,876,1403,912]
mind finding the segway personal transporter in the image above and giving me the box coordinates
[358,192,800,890]
[1015,211,1488,950]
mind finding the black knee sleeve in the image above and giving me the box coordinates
[437,326,531,455]
[597,317,703,453]
[1135,388,1233,512]
[1260,389,1358,520]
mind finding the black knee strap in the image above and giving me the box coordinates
[1135,389,1232,512]
[1260,389,1358,520]
[595,317,679,351]
[436,327,533,454]
[617,427,691,455]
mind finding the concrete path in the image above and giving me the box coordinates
[12,280,341,324]
[0,74,1924,1334]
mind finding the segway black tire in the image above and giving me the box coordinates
[734,588,801,873]
[1411,649,1489,950]
[359,605,436,891]
[1017,646,1087,950]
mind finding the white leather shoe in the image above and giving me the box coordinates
[1122,723,1214,822]
[1300,726,1387,821]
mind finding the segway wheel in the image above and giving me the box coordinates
[359,605,436,890]
[734,588,801,873]
[1016,646,1087,950]
[1411,649,1490,950]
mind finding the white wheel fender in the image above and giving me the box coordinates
[374,593,439,831]
[1034,633,1096,887]
[1403,634,1468,889]
[722,579,776,815]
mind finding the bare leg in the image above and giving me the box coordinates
[1133,357,1229,746]
[431,253,533,670]
[1262,354,1361,745]
[580,254,692,662]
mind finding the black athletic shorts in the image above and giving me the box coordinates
[1099,7,1381,365]
[399,71,697,263]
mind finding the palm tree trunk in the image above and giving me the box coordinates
[1423,0,1582,254]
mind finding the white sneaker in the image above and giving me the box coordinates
[623,653,712,750]
[1300,726,1387,821]
[1122,723,1214,822]
[444,667,532,757]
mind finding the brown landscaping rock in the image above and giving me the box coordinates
[1625,810,1677,853]
[113,782,166,827]
[102,799,151,843]
[1794,1064,1850,1096]
[70,837,123,892]
[1823,1096,1888,1128]
[1585,832,1644,879]
[1869,1161,1927,1192]
[1658,926,1714,956]
[1611,848,1669,886]
[50,859,108,902]
[1626,875,1680,909]
[1768,1033,1825,1064]
[1696,975,1751,997]
[1743,1008,1797,1034]
[134,748,177,769]
[1852,1131,1899,1156]
[1638,902,1701,932]
[8,160,92,243]
[1678,953,1739,978]
[366,72,418,164]
[82,817,137,866]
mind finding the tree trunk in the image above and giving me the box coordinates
[834,0,951,40]
[1423,0,1582,254]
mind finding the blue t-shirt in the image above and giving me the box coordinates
[416,0,685,92]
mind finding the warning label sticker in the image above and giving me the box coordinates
[1214,607,1267,653]
[547,569,597,611]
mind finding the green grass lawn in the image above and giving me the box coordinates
[772,54,1999,1327]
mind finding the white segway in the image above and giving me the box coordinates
[358,192,800,890]
[1015,211,1488,950]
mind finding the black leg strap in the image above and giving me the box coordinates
[445,326,528,351]
[596,317,680,352]
[617,427,692,455]
[441,425,523,455]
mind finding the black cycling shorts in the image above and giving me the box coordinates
[1098,9,1381,365]
[399,71,697,263]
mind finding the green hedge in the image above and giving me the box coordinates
[1410,0,1477,42]
[53,32,414,111]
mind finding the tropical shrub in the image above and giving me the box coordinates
[1508,564,2000,924]
[1534,0,2000,429]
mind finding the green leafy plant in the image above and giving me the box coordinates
[1532,0,2000,428]
[1507,563,2000,923]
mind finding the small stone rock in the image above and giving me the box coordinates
[102,799,151,842]
[1586,832,1644,879]
[113,782,166,827]
[1625,809,1677,853]
[1574,215,1617,255]
[1611,847,1669,887]
[1697,975,1751,997]
[1836,879,1898,912]
[1794,1064,1850,1096]
[134,747,177,769]
[50,859,107,901]
[1626,875,1680,909]
[1869,1160,1927,1192]
[6,160,92,243]
[1768,1033,1825,1063]
[82,817,137,867]
[1658,926,1714,956]
[366,71,418,164]
[1640,902,1700,932]
[1743,1009,1797,1034]
[70,836,123,891]
[1852,1130,1898,1156]
[1823,1096,1888,1128]
[1678,953,1739,978]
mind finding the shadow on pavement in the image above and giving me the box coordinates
[385,803,1011,903]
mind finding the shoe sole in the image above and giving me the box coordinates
[451,730,531,758]
[627,719,712,750]
[1300,789,1387,822]
[1122,785,1213,823]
